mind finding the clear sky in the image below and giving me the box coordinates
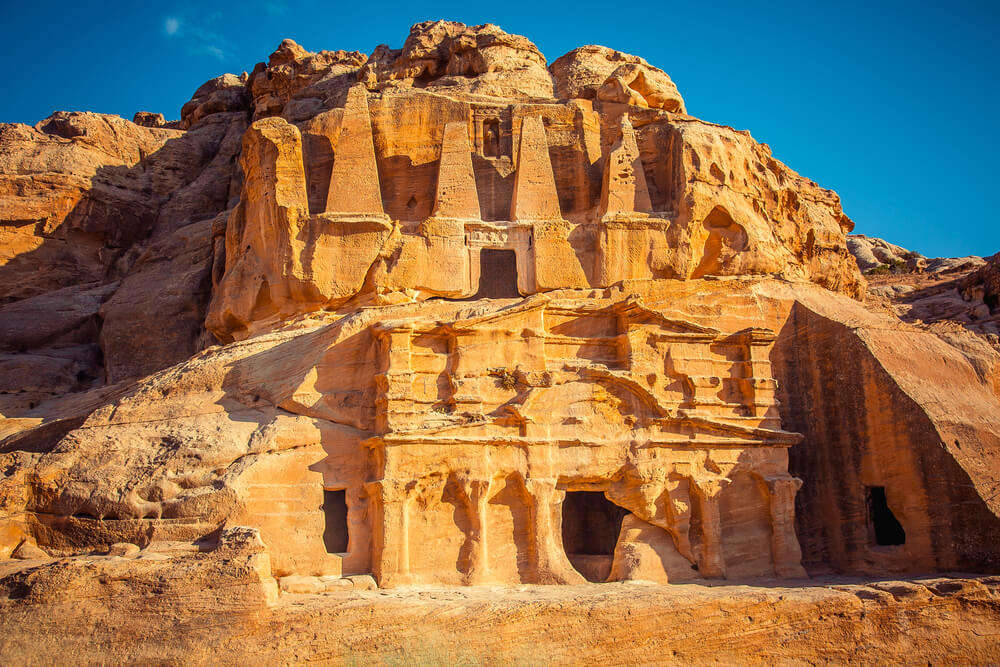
[2,0,997,257]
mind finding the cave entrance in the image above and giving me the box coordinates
[474,249,520,299]
[561,491,628,582]
[866,486,905,546]
[323,488,349,554]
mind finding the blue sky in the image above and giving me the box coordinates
[2,0,997,257]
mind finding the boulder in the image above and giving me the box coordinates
[360,20,554,99]
[550,45,685,112]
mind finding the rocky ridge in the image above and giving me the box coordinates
[846,234,999,344]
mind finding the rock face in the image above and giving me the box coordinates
[0,20,998,660]
[201,21,862,340]
[550,45,685,112]
[361,21,554,99]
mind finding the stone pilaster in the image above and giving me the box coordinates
[691,478,726,578]
[365,479,415,588]
[446,331,482,415]
[766,475,807,578]
[454,476,495,584]
[523,478,586,584]
[374,327,414,434]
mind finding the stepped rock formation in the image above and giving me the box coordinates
[1,20,998,662]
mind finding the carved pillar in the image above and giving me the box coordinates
[736,328,777,418]
[366,479,414,587]
[663,475,696,563]
[446,330,482,415]
[687,376,722,410]
[375,327,413,433]
[326,84,384,215]
[455,476,494,584]
[599,115,652,219]
[523,477,586,584]
[510,116,562,222]
[691,478,726,578]
[433,121,481,220]
[766,475,807,578]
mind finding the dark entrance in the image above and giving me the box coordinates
[866,486,905,546]
[561,491,629,582]
[474,249,520,299]
[323,489,349,553]
[482,118,501,157]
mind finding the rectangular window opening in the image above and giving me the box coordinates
[323,488,349,554]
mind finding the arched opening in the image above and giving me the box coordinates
[561,491,628,582]
[473,249,520,299]
[867,486,905,546]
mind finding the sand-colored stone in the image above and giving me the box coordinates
[1,19,998,662]
[361,20,555,100]
[509,115,562,221]
[247,39,366,121]
[1,542,997,663]
[325,85,384,215]
[599,115,652,218]
[432,121,481,219]
[550,45,686,113]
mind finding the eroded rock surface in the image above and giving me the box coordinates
[0,19,997,662]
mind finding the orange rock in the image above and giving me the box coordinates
[509,115,562,221]
[325,85,383,215]
[0,20,998,660]
[432,121,481,219]
[361,20,554,99]
[599,115,652,218]
[550,44,685,112]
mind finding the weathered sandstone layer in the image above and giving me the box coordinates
[0,19,997,662]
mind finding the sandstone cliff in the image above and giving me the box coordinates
[0,20,997,663]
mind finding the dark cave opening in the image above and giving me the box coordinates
[867,486,905,546]
[561,491,629,582]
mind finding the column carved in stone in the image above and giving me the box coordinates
[365,479,415,587]
[765,474,807,578]
[690,477,726,578]
[454,475,495,584]
[523,477,586,584]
